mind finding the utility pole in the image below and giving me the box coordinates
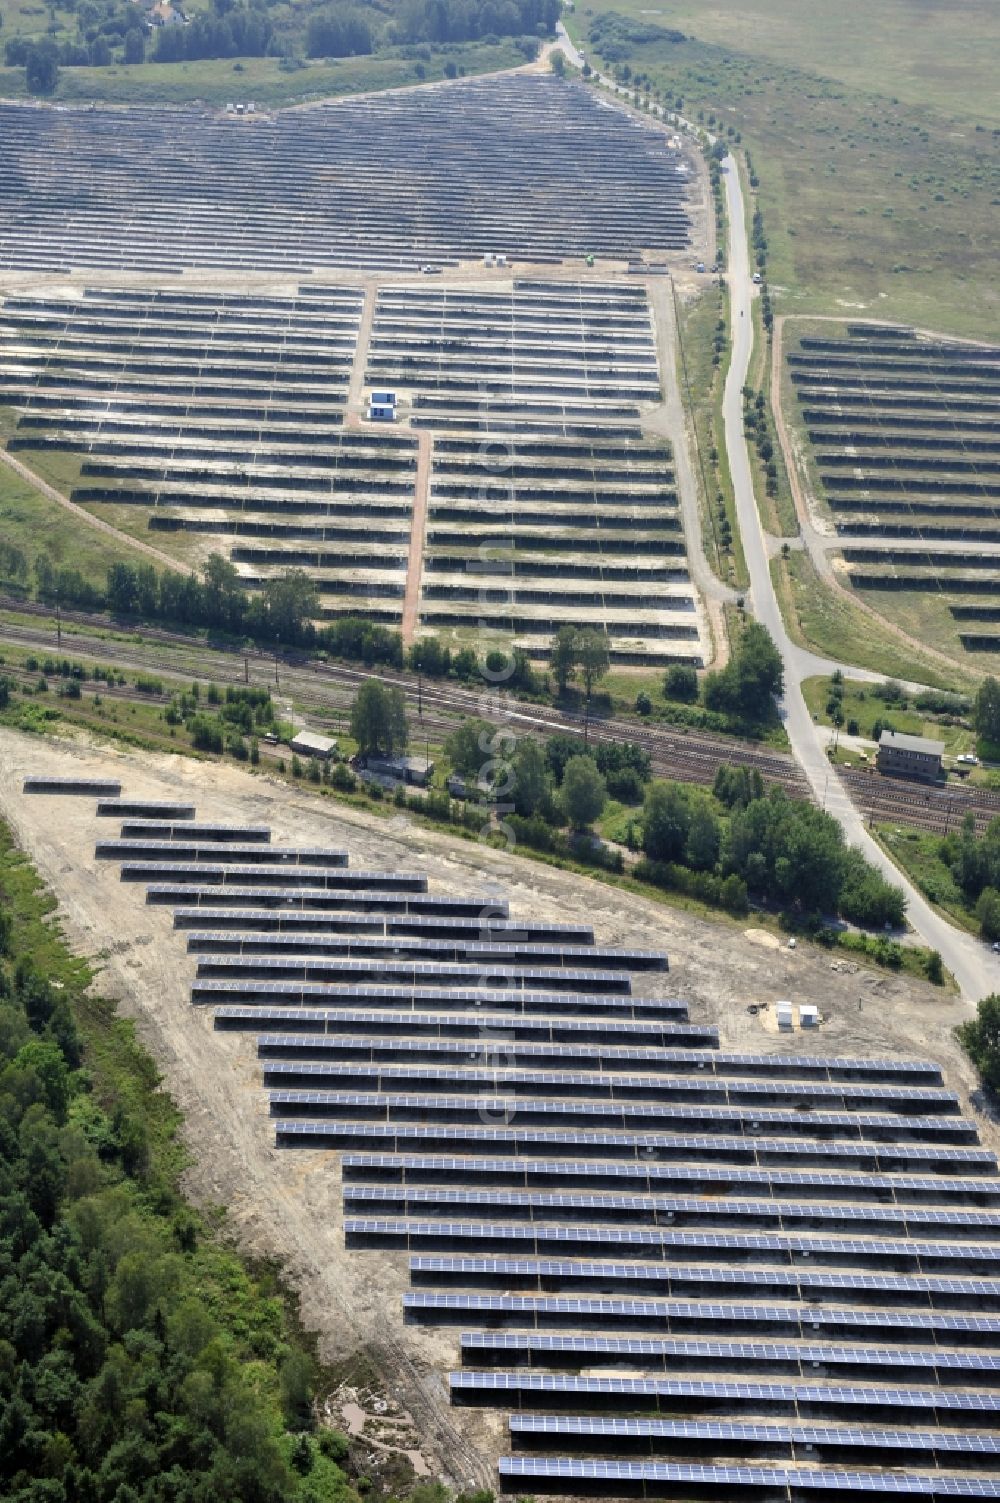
[418,673,423,718]
[244,655,249,684]
[55,597,61,649]
[274,653,279,689]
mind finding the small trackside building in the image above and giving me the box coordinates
[876,729,944,784]
[289,730,338,760]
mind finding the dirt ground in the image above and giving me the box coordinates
[0,727,991,1487]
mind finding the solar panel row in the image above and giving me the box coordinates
[341,1152,1000,1203]
[275,1118,994,1171]
[497,1456,1000,1496]
[260,1059,960,1112]
[404,1289,1000,1339]
[409,1254,1000,1306]
[343,1182,1000,1238]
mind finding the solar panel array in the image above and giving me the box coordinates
[788,325,1000,661]
[0,77,688,276]
[366,280,706,664]
[35,781,1000,1499]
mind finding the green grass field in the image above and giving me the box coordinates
[569,1,998,337]
[0,39,525,106]
[772,551,974,691]
[0,455,174,593]
[875,824,979,933]
[801,673,977,758]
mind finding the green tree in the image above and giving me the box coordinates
[14,1040,70,1122]
[559,755,606,829]
[202,552,244,627]
[549,624,579,694]
[663,664,698,703]
[123,27,145,62]
[974,677,1000,744]
[511,737,550,817]
[25,44,58,93]
[551,48,565,75]
[444,719,502,782]
[685,800,721,872]
[262,570,318,643]
[704,621,783,721]
[958,993,1000,1091]
[642,781,690,863]
[350,680,408,759]
[577,629,611,699]
[279,1348,314,1430]
[976,886,1000,942]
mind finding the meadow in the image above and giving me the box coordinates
[569,1,999,337]
[0,37,526,106]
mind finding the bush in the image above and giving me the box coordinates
[976,887,1000,942]
[330,763,357,792]
[605,767,645,804]
[958,993,1000,1091]
[663,664,698,702]
[559,756,607,829]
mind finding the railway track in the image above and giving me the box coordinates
[2,596,997,839]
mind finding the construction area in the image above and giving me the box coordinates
[3,731,999,1502]
[782,322,1000,667]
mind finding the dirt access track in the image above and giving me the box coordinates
[0,727,990,1483]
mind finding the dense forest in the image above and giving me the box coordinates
[5,0,558,86]
[0,818,374,1501]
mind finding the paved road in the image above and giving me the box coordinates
[721,155,996,1003]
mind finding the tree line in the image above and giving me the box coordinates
[11,0,557,91]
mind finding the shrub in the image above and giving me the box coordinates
[330,763,357,792]
[663,664,698,702]
[958,993,1000,1091]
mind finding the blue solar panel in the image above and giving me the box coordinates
[187,928,663,967]
[497,1457,1000,1495]
[403,1289,1000,1337]
[409,1255,1000,1301]
[175,907,588,941]
[147,884,507,915]
[269,1090,972,1140]
[259,1059,958,1111]
[200,957,633,990]
[203,987,699,1021]
[341,1181,1000,1235]
[459,1330,1000,1376]
[344,1215,1000,1264]
[450,1370,997,1412]
[507,1414,1000,1454]
[340,1151,1000,1202]
[273,1118,992,1171]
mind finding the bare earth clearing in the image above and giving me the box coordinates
[0,726,991,1482]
